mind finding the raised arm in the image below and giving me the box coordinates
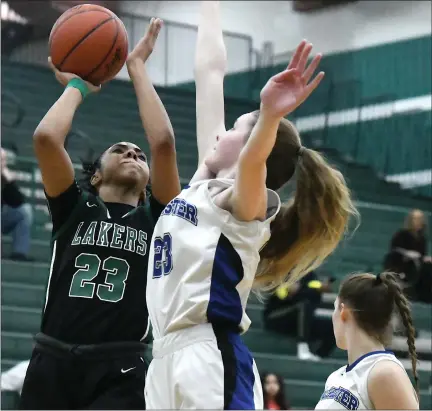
[231,41,324,221]
[33,60,99,198]
[127,18,180,205]
[194,0,227,164]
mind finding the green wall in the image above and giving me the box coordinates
[176,35,431,117]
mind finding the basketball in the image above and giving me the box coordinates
[49,4,129,85]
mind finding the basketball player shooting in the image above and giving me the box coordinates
[19,18,180,410]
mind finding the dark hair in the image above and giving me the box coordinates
[261,372,290,410]
[247,114,359,291]
[80,148,103,196]
[339,272,419,394]
[79,147,150,205]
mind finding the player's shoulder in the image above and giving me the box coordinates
[326,364,347,383]
[367,358,418,409]
[368,356,407,383]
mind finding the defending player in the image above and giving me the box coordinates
[144,2,358,409]
[19,19,179,410]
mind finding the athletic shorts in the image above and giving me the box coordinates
[19,333,148,410]
[145,323,263,410]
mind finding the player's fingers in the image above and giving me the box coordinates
[287,40,307,70]
[297,42,313,73]
[146,18,155,37]
[303,53,322,84]
[47,57,58,73]
[305,71,325,95]
[151,18,162,39]
[155,18,163,34]
[92,84,102,93]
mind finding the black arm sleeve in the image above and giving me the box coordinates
[1,180,25,208]
[390,230,406,249]
[149,194,167,223]
[419,236,427,256]
[46,181,82,234]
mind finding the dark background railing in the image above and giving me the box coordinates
[1,4,253,86]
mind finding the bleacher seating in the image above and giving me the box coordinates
[1,61,432,409]
[178,35,432,112]
[176,35,432,198]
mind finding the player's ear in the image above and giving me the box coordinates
[90,170,102,187]
[340,302,350,323]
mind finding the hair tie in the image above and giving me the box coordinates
[375,273,382,285]
[297,146,305,157]
[84,164,94,173]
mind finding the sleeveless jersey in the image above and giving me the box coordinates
[42,189,156,344]
[315,350,407,410]
[146,178,281,339]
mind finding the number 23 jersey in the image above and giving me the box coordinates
[147,178,281,339]
[42,181,165,344]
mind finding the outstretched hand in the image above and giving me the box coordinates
[47,57,101,92]
[127,17,162,65]
[260,40,324,119]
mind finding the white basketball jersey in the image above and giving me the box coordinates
[146,178,281,339]
[315,350,407,410]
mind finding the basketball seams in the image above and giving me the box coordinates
[84,18,120,81]
[49,5,128,84]
[49,7,113,49]
[58,17,115,70]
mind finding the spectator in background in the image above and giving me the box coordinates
[1,148,32,261]
[261,372,290,410]
[384,209,431,302]
[263,271,336,361]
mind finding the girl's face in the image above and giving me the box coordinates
[93,142,150,193]
[332,297,348,350]
[204,112,257,174]
[264,373,280,398]
[410,210,425,231]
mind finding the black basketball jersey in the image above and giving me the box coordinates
[41,181,164,344]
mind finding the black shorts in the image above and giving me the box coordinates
[19,333,149,410]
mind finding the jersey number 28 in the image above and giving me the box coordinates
[153,233,173,278]
[69,253,129,303]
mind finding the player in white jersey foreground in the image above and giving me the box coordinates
[144,1,358,409]
[315,272,419,410]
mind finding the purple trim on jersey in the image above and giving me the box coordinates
[226,332,255,409]
[346,350,394,372]
[212,325,256,410]
[207,233,244,326]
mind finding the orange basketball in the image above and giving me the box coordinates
[49,4,128,85]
